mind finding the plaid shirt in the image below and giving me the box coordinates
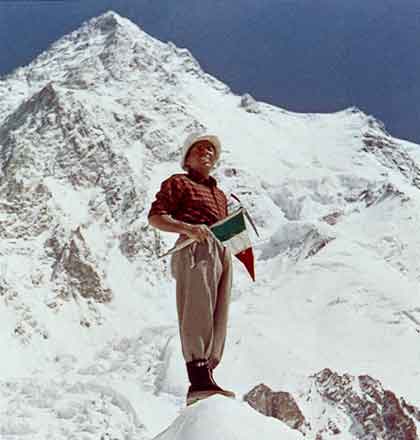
[148,169,228,226]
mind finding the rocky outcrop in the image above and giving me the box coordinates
[305,233,335,258]
[321,211,344,225]
[0,181,53,239]
[240,93,260,113]
[48,226,112,303]
[355,182,408,207]
[244,370,420,440]
[119,224,161,260]
[259,222,335,262]
[313,369,418,440]
[363,132,420,190]
[244,383,307,432]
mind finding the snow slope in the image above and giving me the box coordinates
[152,395,301,440]
[1,10,420,440]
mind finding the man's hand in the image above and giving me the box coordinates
[183,223,212,243]
[148,215,212,243]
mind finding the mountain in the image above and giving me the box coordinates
[1,10,420,440]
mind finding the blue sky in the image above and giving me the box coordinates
[1,0,419,144]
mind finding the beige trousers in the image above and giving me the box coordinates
[171,235,233,364]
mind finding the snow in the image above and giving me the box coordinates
[1,9,420,440]
[152,395,302,440]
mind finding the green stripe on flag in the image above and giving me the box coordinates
[211,210,246,242]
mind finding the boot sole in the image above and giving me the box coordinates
[186,389,236,406]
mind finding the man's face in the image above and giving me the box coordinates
[185,141,217,174]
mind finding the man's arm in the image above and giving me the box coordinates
[148,214,211,243]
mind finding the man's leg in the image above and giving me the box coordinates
[209,245,233,369]
[171,236,224,362]
[171,236,234,403]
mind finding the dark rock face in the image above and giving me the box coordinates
[244,371,420,440]
[243,383,307,432]
[306,235,335,258]
[363,132,420,190]
[48,226,112,303]
[321,211,344,226]
[314,369,417,440]
[402,398,420,423]
[240,93,260,113]
[259,223,335,262]
[357,182,407,208]
[119,224,160,260]
[63,229,112,303]
[0,181,53,239]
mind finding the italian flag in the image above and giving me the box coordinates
[210,208,256,281]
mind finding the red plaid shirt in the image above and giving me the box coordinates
[148,170,228,226]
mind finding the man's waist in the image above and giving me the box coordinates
[174,215,219,228]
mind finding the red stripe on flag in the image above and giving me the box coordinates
[235,247,255,282]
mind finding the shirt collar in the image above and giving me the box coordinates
[187,168,217,187]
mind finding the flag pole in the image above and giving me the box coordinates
[230,194,260,238]
[158,237,196,259]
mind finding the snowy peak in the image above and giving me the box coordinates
[0,10,227,136]
[0,12,229,144]
[27,10,160,84]
[29,9,205,85]
[33,10,151,68]
[87,10,129,34]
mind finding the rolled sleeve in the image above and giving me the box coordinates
[148,175,184,218]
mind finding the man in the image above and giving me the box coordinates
[148,133,235,405]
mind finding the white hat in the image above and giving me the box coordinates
[180,133,222,170]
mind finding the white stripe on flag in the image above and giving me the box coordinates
[224,229,251,255]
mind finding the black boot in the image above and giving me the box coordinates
[209,367,235,399]
[186,359,235,405]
